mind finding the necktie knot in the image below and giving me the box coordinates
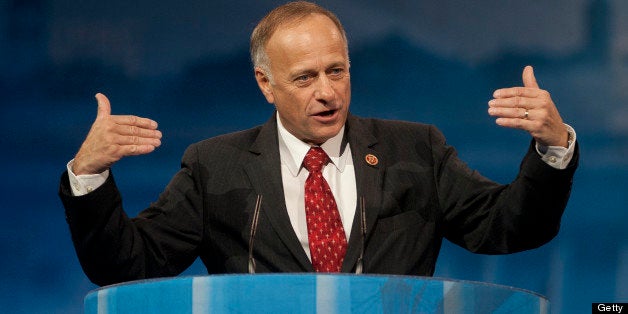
[303,147,330,173]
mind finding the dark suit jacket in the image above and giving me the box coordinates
[59,114,578,286]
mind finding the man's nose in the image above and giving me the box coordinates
[314,75,335,102]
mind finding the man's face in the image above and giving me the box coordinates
[255,14,351,145]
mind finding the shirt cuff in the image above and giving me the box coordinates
[535,124,577,170]
[66,159,109,196]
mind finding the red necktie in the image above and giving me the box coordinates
[303,147,347,272]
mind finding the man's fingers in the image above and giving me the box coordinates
[522,65,539,89]
[492,66,542,98]
[492,86,542,99]
[94,93,159,130]
[123,144,157,156]
[488,66,567,147]
[495,117,536,131]
[115,135,162,147]
[95,93,112,119]
[488,107,530,119]
[488,96,543,109]
[111,123,162,138]
[111,115,159,130]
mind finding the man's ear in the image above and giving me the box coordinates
[254,67,275,104]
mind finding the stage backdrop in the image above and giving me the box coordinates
[1,0,626,313]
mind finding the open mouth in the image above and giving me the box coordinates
[316,109,336,117]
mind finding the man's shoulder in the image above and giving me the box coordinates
[179,124,268,162]
[349,115,436,138]
[194,125,265,148]
[356,116,431,128]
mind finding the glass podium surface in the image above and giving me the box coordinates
[85,274,549,313]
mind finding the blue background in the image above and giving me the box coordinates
[1,0,626,313]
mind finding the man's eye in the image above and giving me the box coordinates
[329,68,344,77]
[294,74,313,86]
[296,75,310,82]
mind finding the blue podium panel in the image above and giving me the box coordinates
[85,274,549,314]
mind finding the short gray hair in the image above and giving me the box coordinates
[250,1,348,83]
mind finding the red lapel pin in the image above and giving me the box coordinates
[365,154,378,166]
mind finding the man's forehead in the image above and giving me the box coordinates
[267,14,343,47]
[267,32,347,69]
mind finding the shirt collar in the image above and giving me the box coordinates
[276,112,349,177]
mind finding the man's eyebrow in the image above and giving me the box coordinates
[327,61,347,68]
[287,59,348,77]
[288,68,316,78]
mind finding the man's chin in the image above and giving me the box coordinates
[307,127,343,145]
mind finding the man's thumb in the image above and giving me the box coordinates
[95,93,111,118]
[522,65,539,88]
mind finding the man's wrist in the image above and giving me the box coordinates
[67,159,109,196]
[535,124,576,170]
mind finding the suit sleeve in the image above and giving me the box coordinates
[59,144,205,286]
[430,126,579,254]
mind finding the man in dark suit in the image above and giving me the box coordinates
[59,1,578,286]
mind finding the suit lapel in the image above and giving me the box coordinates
[244,115,312,271]
[342,115,385,272]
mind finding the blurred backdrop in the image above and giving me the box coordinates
[1,0,626,313]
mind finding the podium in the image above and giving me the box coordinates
[85,274,549,313]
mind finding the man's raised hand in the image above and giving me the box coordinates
[72,93,162,175]
[488,66,569,148]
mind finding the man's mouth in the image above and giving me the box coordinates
[316,109,336,117]
[310,109,339,123]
